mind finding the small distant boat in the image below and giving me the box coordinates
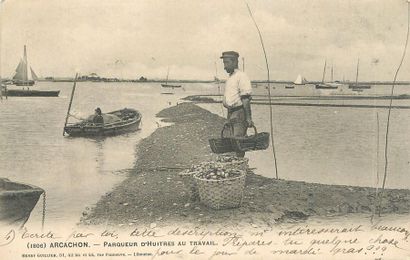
[8,45,60,97]
[348,59,372,90]
[64,108,142,137]
[294,74,308,85]
[315,61,340,89]
[0,178,44,228]
[161,84,181,88]
[285,85,295,89]
[315,83,339,89]
[161,66,181,89]
[349,84,371,89]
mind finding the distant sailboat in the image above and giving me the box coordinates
[12,45,36,86]
[315,60,339,89]
[3,45,60,97]
[161,66,181,89]
[348,58,371,90]
[293,74,308,85]
[286,74,308,89]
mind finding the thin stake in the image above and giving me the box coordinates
[63,73,78,136]
[372,112,380,221]
[245,1,279,179]
[379,3,410,214]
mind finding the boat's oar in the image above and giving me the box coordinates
[63,74,78,136]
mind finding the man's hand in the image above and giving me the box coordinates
[246,118,254,128]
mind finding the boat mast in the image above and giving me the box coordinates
[23,45,28,82]
[321,59,327,83]
[331,64,334,82]
[165,66,169,85]
[355,58,360,88]
[242,57,245,72]
[63,74,79,136]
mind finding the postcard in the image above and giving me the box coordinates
[1,0,409,259]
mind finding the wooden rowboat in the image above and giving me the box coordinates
[0,178,44,228]
[64,108,142,137]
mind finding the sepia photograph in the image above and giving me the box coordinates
[1,0,410,259]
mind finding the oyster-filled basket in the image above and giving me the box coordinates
[194,170,246,210]
[216,155,249,172]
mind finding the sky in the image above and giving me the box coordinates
[1,0,410,81]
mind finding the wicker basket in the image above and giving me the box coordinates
[178,171,199,201]
[209,123,235,154]
[194,171,246,209]
[231,126,270,152]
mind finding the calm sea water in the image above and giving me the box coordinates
[0,81,212,227]
[201,83,410,190]
[1,81,409,228]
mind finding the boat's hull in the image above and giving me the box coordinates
[0,178,44,228]
[2,89,60,97]
[64,108,142,137]
[161,84,181,88]
[315,84,338,89]
[348,84,372,89]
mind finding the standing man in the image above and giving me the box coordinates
[221,51,253,157]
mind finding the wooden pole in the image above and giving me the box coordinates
[321,59,327,83]
[246,2,279,179]
[379,3,410,214]
[63,74,78,136]
[355,58,360,88]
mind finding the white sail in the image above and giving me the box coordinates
[12,45,36,85]
[13,59,27,80]
[293,74,307,85]
[30,67,38,81]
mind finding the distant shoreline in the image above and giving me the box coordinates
[3,78,410,85]
[46,79,410,85]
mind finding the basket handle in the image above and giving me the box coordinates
[221,123,233,138]
[246,125,258,137]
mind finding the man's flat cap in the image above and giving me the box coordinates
[220,51,239,59]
